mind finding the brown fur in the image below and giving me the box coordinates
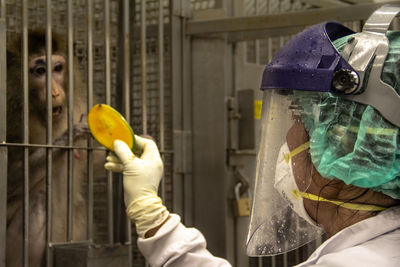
[6,30,105,267]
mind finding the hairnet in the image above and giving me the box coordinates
[295,31,400,199]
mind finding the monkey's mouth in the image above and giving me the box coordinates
[52,106,63,116]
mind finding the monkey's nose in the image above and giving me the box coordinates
[52,87,60,97]
[51,80,62,98]
[52,90,60,98]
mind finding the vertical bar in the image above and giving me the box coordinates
[22,1,30,266]
[122,1,132,259]
[45,0,53,265]
[67,0,74,242]
[283,253,288,267]
[104,0,114,245]
[181,1,192,224]
[170,0,184,220]
[271,255,276,267]
[158,0,165,199]
[254,0,260,64]
[0,0,4,19]
[122,1,132,265]
[123,0,130,122]
[158,0,164,150]
[104,0,111,106]
[141,0,147,135]
[87,0,94,242]
[0,12,7,267]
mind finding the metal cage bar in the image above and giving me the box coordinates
[87,0,94,242]
[0,3,7,267]
[67,0,75,242]
[122,1,132,262]
[104,0,114,246]
[141,0,148,135]
[123,0,131,122]
[21,0,30,266]
[170,0,184,221]
[104,0,111,106]
[0,0,4,18]
[45,0,53,265]
[158,0,165,200]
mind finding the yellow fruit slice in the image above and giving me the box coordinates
[88,104,135,152]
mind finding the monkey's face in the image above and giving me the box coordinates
[29,54,67,120]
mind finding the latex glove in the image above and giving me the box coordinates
[105,135,163,205]
[105,135,169,238]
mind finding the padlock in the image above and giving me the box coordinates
[235,182,251,217]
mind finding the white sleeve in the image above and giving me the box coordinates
[137,213,232,267]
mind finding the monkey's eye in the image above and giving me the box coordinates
[54,64,63,72]
[34,66,46,76]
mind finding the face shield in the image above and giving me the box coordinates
[247,4,400,256]
[246,90,324,256]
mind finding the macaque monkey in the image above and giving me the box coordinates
[6,30,105,266]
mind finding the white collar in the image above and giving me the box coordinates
[297,206,400,266]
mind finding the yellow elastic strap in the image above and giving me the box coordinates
[348,126,397,136]
[283,141,310,164]
[292,189,387,211]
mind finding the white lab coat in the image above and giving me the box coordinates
[138,206,400,267]
[297,206,400,267]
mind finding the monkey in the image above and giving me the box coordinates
[6,30,105,267]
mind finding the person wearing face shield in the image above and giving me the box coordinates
[105,4,400,267]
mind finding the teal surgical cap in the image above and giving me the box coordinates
[295,31,400,199]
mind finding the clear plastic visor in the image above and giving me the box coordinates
[247,89,323,256]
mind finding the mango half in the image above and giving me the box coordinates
[88,104,135,152]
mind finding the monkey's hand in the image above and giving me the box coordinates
[73,123,90,139]
[52,123,90,147]
[105,136,169,238]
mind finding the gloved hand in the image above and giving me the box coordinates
[105,135,169,238]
